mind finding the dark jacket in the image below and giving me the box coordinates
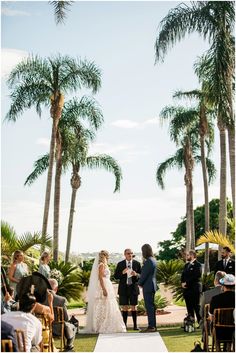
[181,260,202,291]
[214,258,235,275]
[114,259,141,296]
[200,286,222,320]
[138,257,157,293]
[1,320,18,351]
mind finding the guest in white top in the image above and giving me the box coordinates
[38,251,51,279]
[1,292,42,352]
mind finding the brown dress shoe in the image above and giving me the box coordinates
[139,327,157,333]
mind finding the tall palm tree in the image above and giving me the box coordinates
[6,55,101,251]
[173,89,215,273]
[49,1,73,24]
[155,0,235,248]
[157,106,216,252]
[25,104,122,261]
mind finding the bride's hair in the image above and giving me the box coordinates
[99,250,109,264]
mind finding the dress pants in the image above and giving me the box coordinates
[183,287,201,323]
[143,291,156,328]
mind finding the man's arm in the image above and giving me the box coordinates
[186,262,202,287]
[138,260,151,287]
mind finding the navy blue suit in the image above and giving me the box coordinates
[138,257,157,328]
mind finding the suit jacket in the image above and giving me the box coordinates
[1,320,18,352]
[200,286,222,319]
[214,258,235,275]
[138,257,157,293]
[181,260,202,292]
[114,259,141,296]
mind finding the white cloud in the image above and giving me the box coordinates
[111,118,158,129]
[1,48,28,78]
[36,138,50,147]
[89,142,134,155]
[1,7,30,17]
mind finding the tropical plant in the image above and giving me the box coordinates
[157,106,216,251]
[157,259,185,286]
[197,230,235,254]
[173,89,216,273]
[202,272,215,292]
[1,221,52,265]
[6,54,102,252]
[49,260,83,301]
[137,292,168,314]
[49,0,73,24]
[25,100,122,261]
[78,270,91,288]
[155,0,235,252]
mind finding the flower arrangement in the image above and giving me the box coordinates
[50,268,64,285]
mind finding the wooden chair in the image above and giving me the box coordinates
[53,306,65,351]
[15,330,26,352]
[35,313,53,352]
[212,308,235,352]
[1,339,13,352]
[203,304,213,352]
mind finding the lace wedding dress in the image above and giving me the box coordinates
[83,256,126,333]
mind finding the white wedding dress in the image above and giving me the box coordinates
[83,256,126,333]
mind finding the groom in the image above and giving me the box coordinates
[114,249,141,330]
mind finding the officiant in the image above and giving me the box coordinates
[114,249,141,330]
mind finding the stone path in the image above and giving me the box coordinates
[94,333,168,352]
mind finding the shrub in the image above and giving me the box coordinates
[137,292,168,314]
[157,259,185,285]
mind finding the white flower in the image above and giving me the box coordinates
[50,269,64,285]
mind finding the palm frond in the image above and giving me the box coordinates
[16,232,52,252]
[85,155,122,192]
[24,154,49,186]
[49,1,73,25]
[156,149,183,189]
[197,230,235,253]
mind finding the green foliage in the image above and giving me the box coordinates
[1,221,52,264]
[137,292,168,314]
[170,273,184,302]
[49,1,73,25]
[202,271,214,292]
[156,239,183,261]
[80,259,94,272]
[78,270,91,288]
[50,260,83,301]
[157,260,185,285]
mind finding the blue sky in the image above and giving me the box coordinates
[1,1,231,255]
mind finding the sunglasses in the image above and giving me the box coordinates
[126,252,133,255]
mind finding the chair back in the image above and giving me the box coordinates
[35,313,52,352]
[1,339,13,352]
[212,307,235,352]
[15,329,26,352]
[53,306,65,351]
[213,308,235,328]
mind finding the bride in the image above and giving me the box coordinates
[83,250,126,333]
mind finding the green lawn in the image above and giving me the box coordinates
[159,326,202,352]
[173,298,186,307]
[67,298,85,309]
[54,326,202,352]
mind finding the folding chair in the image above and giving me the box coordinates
[35,313,53,352]
[53,306,65,351]
[212,308,235,352]
[203,303,212,352]
[15,330,26,352]
[1,339,13,352]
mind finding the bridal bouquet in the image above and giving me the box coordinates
[50,269,64,285]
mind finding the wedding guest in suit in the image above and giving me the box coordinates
[114,249,141,330]
[181,250,202,323]
[48,278,77,351]
[214,247,235,275]
[138,244,157,333]
[1,320,18,352]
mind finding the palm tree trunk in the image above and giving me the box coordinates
[53,131,62,261]
[200,134,210,274]
[218,119,227,260]
[228,126,235,217]
[65,188,78,262]
[41,119,57,251]
[185,182,191,252]
[190,180,195,250]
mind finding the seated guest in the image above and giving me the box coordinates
[209,274,235,342]
[38,251,51,279]
[200,271,226,321]
[47,278,76,351]
[8,250,29,299]
[1,289,17,314]
[1,293,42,352]
[34,289,54,322]
[1,320,18,352]
[214,247,235,275]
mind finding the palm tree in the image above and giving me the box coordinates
[1,221,52,264]
[25,107,122,261]
[6,55,101,251]
[173,89,215,273]
[49,0,73,24]
[197,230,235,254]
[155,0,235,248]
[157,106,216,251]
